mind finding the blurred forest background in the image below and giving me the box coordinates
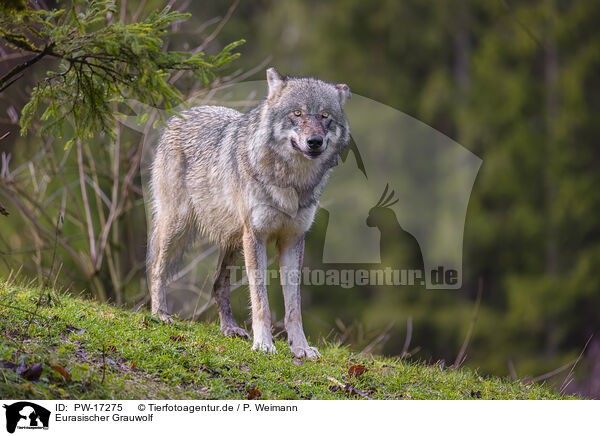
[1,0,600,397]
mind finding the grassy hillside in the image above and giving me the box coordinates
[0,282,570,400]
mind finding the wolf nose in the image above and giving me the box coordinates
[307,135,323,149]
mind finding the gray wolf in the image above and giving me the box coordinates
[147,68,351,358]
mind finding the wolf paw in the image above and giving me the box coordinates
[290,345,321,360]
[154,310,174,324]
[252,341,277,354]
[222,325,250,339]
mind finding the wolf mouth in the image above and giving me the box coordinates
[290,138,322,159]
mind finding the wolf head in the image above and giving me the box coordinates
[263,67,351,161]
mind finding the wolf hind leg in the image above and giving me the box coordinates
[149,209,190,323]
[213,247,250,339]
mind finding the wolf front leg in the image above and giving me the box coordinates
[278,235,321,359]
[243,228,276,353]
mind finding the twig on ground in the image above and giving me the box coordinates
[326,375,371,399]
[452,277,483,370]
[361,321,394,355]
[42,212,63,289]
[560,334,593,394]
[526,358,577,385]
[401,316,413,358]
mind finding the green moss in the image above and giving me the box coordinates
[0,282,572,400]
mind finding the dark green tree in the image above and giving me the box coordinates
[0,0,243,145]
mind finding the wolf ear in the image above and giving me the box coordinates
[266,67,286,99]
[336,83,351,105]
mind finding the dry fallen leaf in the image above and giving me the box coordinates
[348,364,366,378]
[22,363,43,381]
[50,365,72,381]
[248,387,262,400]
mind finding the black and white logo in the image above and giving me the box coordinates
[3,402,50,434]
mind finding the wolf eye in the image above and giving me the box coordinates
[293,110,302,117]
[322,112,329,118]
